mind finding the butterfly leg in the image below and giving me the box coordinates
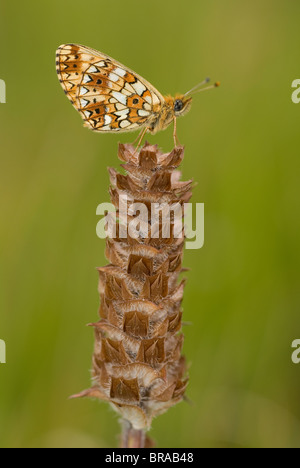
[133,126,148,150]
[173,117,181,147]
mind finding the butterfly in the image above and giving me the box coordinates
[56,44,219,147]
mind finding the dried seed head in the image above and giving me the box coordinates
[74,142,190,431]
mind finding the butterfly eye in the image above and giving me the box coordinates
[174,99,184,112]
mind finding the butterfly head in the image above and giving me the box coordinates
[173,95,193,117]
[170,79,220,118]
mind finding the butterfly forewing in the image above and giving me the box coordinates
[56,44,164,132]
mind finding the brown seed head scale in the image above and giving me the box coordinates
[71,142,193,446]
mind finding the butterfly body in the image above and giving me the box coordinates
[56,44,216,145]
[148,94,192,135]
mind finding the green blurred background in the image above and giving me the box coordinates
[0,0,300,448]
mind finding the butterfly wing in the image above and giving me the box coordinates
[56,44,165,133]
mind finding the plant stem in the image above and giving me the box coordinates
[121,420,146,448]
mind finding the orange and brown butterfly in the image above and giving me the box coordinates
[56,44,219,146]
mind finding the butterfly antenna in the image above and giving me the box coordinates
[184,78,220,97]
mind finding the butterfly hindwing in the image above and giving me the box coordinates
[56,44,164,132]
